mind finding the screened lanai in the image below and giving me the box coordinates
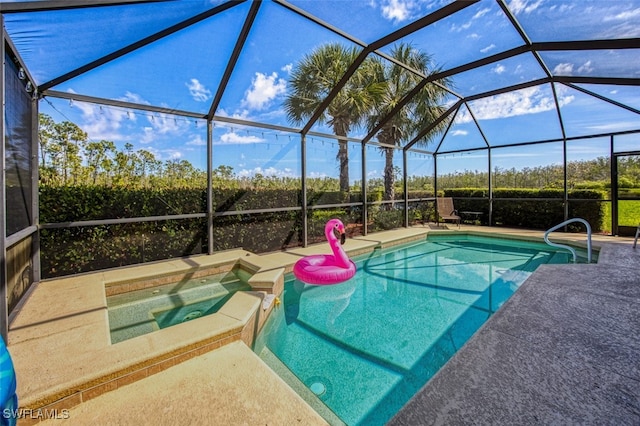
[2,0,640,340]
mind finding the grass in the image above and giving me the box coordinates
[618,200,640,227]
[601,200,640,233]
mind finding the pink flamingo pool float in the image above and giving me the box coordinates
[293,219,356,285]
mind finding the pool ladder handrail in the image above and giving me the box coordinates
[544,218,592,263]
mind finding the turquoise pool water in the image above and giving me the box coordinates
[108,268,251,343]
[254,235,588,425]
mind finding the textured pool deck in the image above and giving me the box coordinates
[7,225,639,425]
[390,230,640,425]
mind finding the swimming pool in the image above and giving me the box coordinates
[253,234,590,425]
[107,268,251,343]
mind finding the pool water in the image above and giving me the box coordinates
[107,268,251,344]
[254,235,588,425]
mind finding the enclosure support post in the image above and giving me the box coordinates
[433,153,438,224]
[563,138,569,223]
[301,134,308,247]
[0,25,8,342]
[611,135,618,236]
[488,147,492,226]
[32,92,40,283]
[362,142,367,236]
[207,120,213,254]
[403,149,408,227]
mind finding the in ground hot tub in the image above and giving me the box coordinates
[107,267,252,343]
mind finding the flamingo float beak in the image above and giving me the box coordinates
[333,221,347,244]
[337,224,346,245]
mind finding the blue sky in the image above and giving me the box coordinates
[6,0,638,181]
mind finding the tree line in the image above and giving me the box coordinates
[38,110,640,193]
[437,157,640,191]
[38,114,206,188]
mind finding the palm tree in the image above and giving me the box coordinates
[284,43,383,192]
[368,43,452,202]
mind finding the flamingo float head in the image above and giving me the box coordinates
[325,218,347,245]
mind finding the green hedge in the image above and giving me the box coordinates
[38,186,366,278]
[213,211,301,253]
[38,185,605,278]
[444,188,605,231]
[40,219,207,277]
[40,185,206,222]
[39,185,432,278]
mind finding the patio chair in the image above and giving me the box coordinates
[436,197,460,228]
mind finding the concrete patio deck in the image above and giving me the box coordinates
[7,225,639,425]
[8,226,428,425]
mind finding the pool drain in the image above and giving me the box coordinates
[305,376,332,400]
[309,381,326,396]
[182,310,203,322]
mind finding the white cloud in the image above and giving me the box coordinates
[508,0,543,15]
[367,169,381,178]
[480,44,496,54]
[216,108,251,121]
[450,21,472,32]
[121,91,149,107]
[186,134,206,146]
[377,0,442,23]
[237,166,296,178]
[451,4,494,32]
[138,111,189,144]
[380,0,411,22]
[281,63,293,74]
[457,86,574,123]
[554,4,574,14]
[215,131,264,145]
[553,62,574,75]
[603,7,640,21]
[473,8,491,19]
[586,121,640,132]
[143,146,182,161]
[163,149,183,160]
[88,92,145,140]
[70,89,191,145]
[140,127,154,144]
[70,97,129,142]
[308,171,328,179]
[492,64,506,74]
[451,130,468,136]
[147,112,183,135]
[186,78,211,102]
[553,60,594,76]
[242,72,286,111]
[491,152,545,159]
[577,60,594,74]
